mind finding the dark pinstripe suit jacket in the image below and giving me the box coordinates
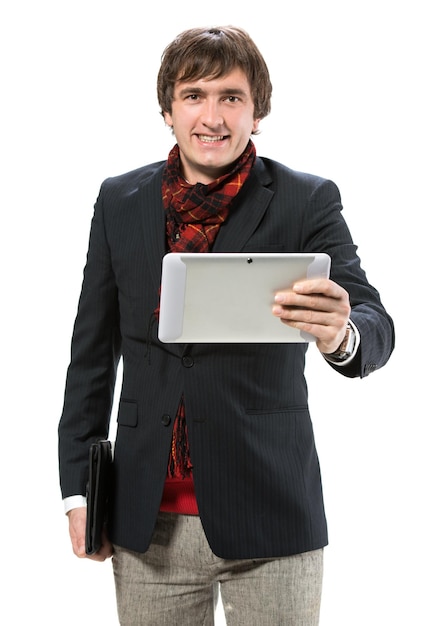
[58,156,394,559]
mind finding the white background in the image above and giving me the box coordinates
[1,1,433,624]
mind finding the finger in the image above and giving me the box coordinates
[71,535,87,558]
[292,277,339,296]
[274,279,339,306]
[67,507,87,558]
[273,293,337,316]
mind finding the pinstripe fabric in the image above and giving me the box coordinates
[58,156,395,559]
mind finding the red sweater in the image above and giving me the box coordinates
[160,473,199,515]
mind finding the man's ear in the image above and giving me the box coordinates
[252,118,261,134]
[163,111,173,127]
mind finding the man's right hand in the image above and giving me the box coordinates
[67,507,113,562]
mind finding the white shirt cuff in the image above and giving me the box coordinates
[63,495,87,515]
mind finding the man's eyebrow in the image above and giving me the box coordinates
[178,87,204,96]
[221,88,248,96]
[177,86,248,97]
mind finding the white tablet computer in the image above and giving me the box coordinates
[158,252,331,343]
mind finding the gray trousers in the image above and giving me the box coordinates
[113,512,323,626]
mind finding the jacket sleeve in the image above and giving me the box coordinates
[301,177,395,379]
[58,183,121,498]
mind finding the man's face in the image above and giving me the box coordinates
[164,67,260,184]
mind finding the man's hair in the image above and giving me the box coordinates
[157,26,272,122]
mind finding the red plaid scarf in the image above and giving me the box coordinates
[162,140,256,478]
[163,140,256,253]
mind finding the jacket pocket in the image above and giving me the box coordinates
[117,400,138,427]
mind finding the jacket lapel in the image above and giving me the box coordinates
[213,158,274,252]
[137,158,274,286]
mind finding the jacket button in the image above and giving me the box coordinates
[161,414,171,426]
[182,355,194,368]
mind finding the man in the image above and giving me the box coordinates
[59,26,394,625]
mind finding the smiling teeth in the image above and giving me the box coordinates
[198,135,224,142]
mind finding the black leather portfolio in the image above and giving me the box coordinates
[85,440,113,555]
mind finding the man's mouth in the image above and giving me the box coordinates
[197,135,226,142]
